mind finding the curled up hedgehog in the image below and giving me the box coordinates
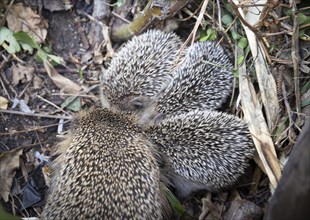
[42,29,254,219]
[41,108,169,219]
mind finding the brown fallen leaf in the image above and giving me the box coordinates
[0,147,23,202]
[43,60,81,94]
[33,75,44,89]
[7,3,48,43]
[238,46,281,191]
[0,96,9,110]
[12,63,35,86]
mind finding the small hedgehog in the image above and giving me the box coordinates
[41,108,167,219]
[145,109,254,199]
[100,29,182,112]
[138,41,234,127]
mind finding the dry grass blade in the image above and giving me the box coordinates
[231,0,280,131]
[237,46,281,190]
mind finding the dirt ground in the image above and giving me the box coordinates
[0,0,309,219]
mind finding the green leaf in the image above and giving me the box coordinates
[238,37,248,49]
[19,42,34,54]
[222,14,233,25]
[0,27,21,54]
[231,30,241,41]
[301,80,310,94]
[165,187,186,216]
[35,49,48,62]
[35,48,64,66]
[237,55,244,65]
[233,69,239,78]
[0,205,20,220]
[46,54,65,65]
[298,13,310,26]
[77,65,84,79]
[224,2,234,15]
[199,28,217,41]
[112,0,126,7]
[61,97,81,112]
[301,100,310,108]
[13,31,39,49]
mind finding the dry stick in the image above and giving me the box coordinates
[190,0,209,46]
[0,121,69,136]
[290,0,301,114]
[111,11,131,23]
[216,0,222,30]
[0,72,10,99]
[36,94,70,116]
[0,109,73,120]
[0,62,18,98]
[17,81,31,99]
[178,7,198,21]
[175,0,209,65]
[281,81,297,142]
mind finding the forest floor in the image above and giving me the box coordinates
[0,0,309,219]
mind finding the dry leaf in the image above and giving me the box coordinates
[0,96,9,110]
[43,60,81,94]
[33,75,44,89]
[232,0,280,130]
[7,3,48,43]
[12,63,35,86]
[0,147,23,202]
[238,46,281,191]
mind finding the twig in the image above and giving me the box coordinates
[178,7,198,21]
[281,81,296,142]
[261,31,291,36]
[290,0,301,114]
[0,109,73,120]
[111,11,131,23]
[36,95,70,116]
[176,0,209,63]
[216,0,222,30]
[190,0,209,46]
[0,121,70,136]
[0,67,18,98]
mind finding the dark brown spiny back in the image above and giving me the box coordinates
[41,108,164,220]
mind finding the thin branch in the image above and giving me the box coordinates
[0,109,73,120]
[290,0,301,113]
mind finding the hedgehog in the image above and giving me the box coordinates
[138,40,234,127]
[41,108,168,219]
[145,109,254,200]
[100,29,183,113]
